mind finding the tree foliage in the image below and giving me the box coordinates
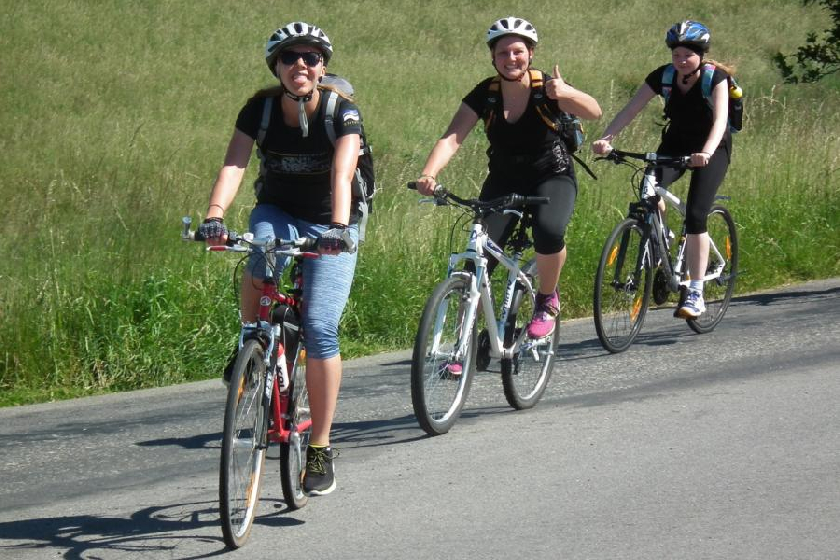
[774,0,839,83]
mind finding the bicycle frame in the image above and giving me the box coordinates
[443,214,538,365]
[245,241,312,449]
[631,162,729,293]
[194,224,314,448]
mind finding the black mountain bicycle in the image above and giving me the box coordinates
[592,149,739,353]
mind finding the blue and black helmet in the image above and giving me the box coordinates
[665,20,711,53]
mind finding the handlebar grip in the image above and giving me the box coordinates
[408,181,447,199]
[525,196,550,205]
[298,237,318,252]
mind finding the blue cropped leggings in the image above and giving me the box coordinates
[248,204,358,359]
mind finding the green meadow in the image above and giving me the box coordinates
[1,0,837,405]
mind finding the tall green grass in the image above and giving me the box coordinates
[1,0,837,405]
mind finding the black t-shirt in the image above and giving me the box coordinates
[235,91,363,224]
[462,71,570,181]
[645,64,730,153]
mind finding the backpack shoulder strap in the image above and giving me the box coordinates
[257,96,273,147]
[483,76,502,132]
[661,64,676,103]
[700,63,716,100]
[324,90,371,158]
[323,89,339,147]
[528,68,544,89]
[530,69,562,133]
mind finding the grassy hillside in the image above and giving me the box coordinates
[1,0,837,405]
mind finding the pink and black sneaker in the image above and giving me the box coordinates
[526,290,559,339]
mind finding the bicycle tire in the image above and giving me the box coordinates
[279,342,310,510]
[500,259,557,409]
[220,338,268,549]
[593,218,653,353]
[686,205,738,334]
[411,275,477,436]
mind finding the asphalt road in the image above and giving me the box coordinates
[1,278,838,559]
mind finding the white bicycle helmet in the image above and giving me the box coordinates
[486,16,539,47]
[265,22,333,75]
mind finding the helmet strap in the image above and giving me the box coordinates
[682,66,700,85]
[281,86,315,137]
[298,98,309,137]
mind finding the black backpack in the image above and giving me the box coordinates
[255,74,377,240]
[661,63,743,134]
[482,69,596,179]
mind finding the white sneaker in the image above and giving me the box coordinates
[677,290,706,318]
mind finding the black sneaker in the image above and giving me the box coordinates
[303,446,337,496]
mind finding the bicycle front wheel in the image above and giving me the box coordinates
[220,338,268,549]
[593,218,653,353]
[280,343,310,510]
[501,259,557,409]
[411,275,477,436]
[687,205,739,334]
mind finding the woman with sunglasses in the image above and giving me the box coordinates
[416,16,601,342]
[198,22,363,496]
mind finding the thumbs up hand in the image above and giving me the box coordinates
[545,64,567,100]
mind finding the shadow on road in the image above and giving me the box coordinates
[136,432,220,450]
[332,413,427,447]
[0,499,301,559]
[735,284,839,306]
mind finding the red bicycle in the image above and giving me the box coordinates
[182,217,317,549]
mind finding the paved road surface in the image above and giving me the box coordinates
[1,279,838,559]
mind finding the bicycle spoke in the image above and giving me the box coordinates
[687,206,738,334]
[594,219,652,353]
[280,344,310,510]
[502,259,556,409]
[220,340,268,548]
[411,277,476,435]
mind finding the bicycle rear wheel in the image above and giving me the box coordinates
[280,343,310,510]
[411,275,477,436]
[220,338,268,549]
[501,259,557,409]
[687,205,738,334]
[593,218,653,353]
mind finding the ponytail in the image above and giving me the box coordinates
[705,58,736,76]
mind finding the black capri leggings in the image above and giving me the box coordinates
[657,142,731,235]
[479,172,577,255]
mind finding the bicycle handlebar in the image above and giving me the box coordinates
[181,216,319,256]
[596,148,691,169]
[406,182,550,213]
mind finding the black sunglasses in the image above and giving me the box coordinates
[278,51,323,67]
